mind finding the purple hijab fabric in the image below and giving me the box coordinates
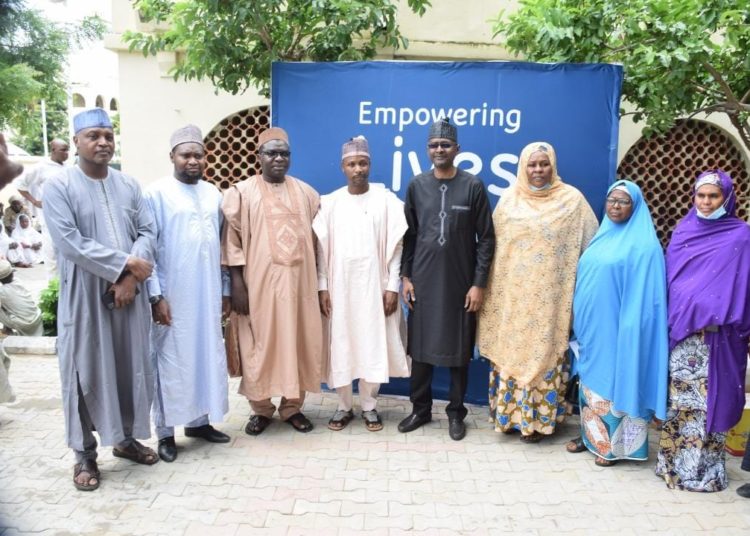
[666,170,750,433]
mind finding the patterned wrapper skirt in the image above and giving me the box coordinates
[655,334,728,492]
[579,382,649,461]
[488,355,569,436]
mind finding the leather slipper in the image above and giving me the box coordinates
[112,440,159,465]
[73,459,100,491]
[286,412,314,433]
[245,415,272,436]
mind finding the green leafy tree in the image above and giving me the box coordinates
[0,0,104,153]
[492,0,750,151]
[124,0,431,97]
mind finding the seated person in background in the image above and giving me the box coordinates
[0,230,20,263]
[0,259,43,336]
[10,214,43,266]
[3,195,29,236]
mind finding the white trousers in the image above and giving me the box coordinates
[336,380,380,412]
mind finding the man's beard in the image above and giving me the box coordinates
[177,169,202,182]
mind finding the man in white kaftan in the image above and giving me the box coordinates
[14,138,69,276]
[146,125,230,462]
[314,136,409,432]
[45,108,158,492]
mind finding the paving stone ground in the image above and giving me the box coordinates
[1,264,749,535]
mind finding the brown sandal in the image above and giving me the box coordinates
[595,456,617,467]
[112,440,159,465]
[328,409,354,431]
[362,410,383,432]
[73,459,100,491]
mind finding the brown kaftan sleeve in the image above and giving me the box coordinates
[221,185,246,267]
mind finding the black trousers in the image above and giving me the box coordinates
[409,360,468,421]
[742,437,750,472]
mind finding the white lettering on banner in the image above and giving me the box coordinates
[359,101,521,133]
[389,136,518,198]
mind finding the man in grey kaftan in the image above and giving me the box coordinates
[44,108,158,490]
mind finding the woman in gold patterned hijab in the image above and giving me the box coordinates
[478,142,598,443]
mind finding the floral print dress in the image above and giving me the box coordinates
[655,334,728,492]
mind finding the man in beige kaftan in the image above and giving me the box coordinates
[222,127,322,435]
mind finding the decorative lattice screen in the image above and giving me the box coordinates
[204,106,270,191]
[205,111,748,247]
[617,119,749,247]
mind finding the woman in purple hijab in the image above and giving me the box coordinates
[655,169,750,492]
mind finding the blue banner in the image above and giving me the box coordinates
[272,61,623,404]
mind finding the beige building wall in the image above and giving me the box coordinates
[108,0,747,184]
[107,1,264,183]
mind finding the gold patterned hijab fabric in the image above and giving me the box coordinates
[477,142,599,386]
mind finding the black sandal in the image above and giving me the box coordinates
[73,459,100,491]
[286,412,314,433]
[565,436,587,453]
[519,432,544,444]
[244,415,272,436]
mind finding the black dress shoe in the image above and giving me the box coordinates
[184,424,231,443]
[737,483,750,499]
[158,437,177,462]
[397,413,431,433]
[448,418,466,441]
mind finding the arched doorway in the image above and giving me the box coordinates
[203,106,270,191]
[617,119,749,246]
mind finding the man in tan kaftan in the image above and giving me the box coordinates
[222,127,322,435]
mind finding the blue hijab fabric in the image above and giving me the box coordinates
[573,180,669,420]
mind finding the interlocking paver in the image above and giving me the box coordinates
[1,349,749,535]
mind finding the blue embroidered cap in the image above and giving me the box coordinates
[73,108,113,134]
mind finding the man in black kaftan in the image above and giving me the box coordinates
[398,118,495,440]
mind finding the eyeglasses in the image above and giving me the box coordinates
[605,197,632,207]
[260,150,291,158]
[427,142,455,150]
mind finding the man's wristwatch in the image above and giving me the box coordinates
[149,294,164,305]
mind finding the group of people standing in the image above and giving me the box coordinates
[483,144,750,495]
[16,106,750,498]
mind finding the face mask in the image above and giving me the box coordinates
[529,183,552,192]
[696,205,727,220]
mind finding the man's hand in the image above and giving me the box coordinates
[31,243,41,251]
[152,298,172,326]
[383,290,399,316]
[319,290,332,317]
[221,296,231,321]
[0,133,23,189]
[110,274,138,308]
[125,255,153,282]
[230,268,249,315]
[401,277,416,310]
[32,199,42,209]
[464,286,484,313]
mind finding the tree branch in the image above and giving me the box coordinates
[702,61,743,108]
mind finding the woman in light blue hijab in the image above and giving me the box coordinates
[566,180,669,466]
